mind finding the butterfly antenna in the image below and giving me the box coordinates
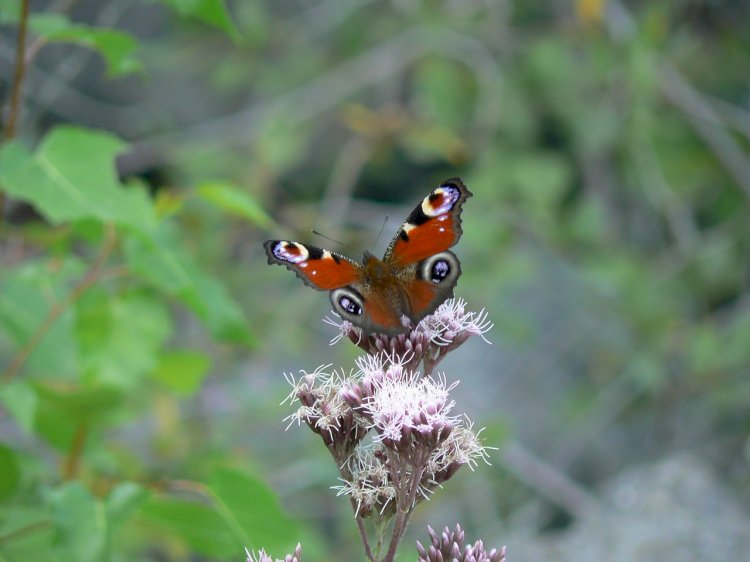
[373,214,389,248]
[311,229,357,253]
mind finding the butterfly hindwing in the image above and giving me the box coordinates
[264,240,361,290]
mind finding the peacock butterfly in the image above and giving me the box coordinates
[264,178,472,335]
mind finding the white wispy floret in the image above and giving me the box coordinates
[361,370,460,445]
[427,297,493,345]
[282,364,352,437]
[332,446,396,517]
[324,298,493,374]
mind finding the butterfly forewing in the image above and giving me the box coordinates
[384,178,472,267]
[263,240,361,290]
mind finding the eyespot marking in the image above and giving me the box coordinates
[418,251,460,286]
[273,241,309,263]
[430,259,450,283]
[421,186,461,217]
[331,287,364,318]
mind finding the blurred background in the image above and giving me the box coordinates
[1,0,749,560]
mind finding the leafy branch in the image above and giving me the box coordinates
[2,224,119,382]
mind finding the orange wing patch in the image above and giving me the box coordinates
[385,178,472,267]
[388,214,457,266]
[405,279,440,319]
[264,240,361,291]
[363,297,405,333]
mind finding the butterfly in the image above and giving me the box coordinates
[264,178,472,335]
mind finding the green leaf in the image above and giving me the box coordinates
[0,126,156,233]
[49,483,106,562]
[105,483,149,532]
[0,505,55,560]
[139,497,239,558]
[196,181,273,228]
[124,223,254,346]
[29,13,142,76]
[77,290,173,390]
[0,445,21,501]
[208,467,299,554]
[0,381,37,433]
[0,7,141,76]
[159,0,241,42]
[152,350,212,395]
[33,382,125,450]
[0,259,83,379]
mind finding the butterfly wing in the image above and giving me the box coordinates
[264,178,473,335]
[264,240,361,290]
[384,178,472,267]
[383,178,472,324]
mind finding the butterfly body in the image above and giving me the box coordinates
[264,178,472,335]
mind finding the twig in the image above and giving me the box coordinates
[2,0,30,141]
[2,224,118,382]
[659,62,750,206]
[500,439,601,519]
[61,424,88,480]
[317,135,373,241]
[0,0,31,225]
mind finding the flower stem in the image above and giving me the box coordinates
[355,515,375,562]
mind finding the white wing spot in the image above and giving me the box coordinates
[421,186,460,217]
[274,241,309,263]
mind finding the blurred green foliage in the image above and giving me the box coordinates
[1,0,749,560]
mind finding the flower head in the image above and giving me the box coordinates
[326,298,492,374]
[283,365,366,459]
[417,525,505,562]
[358,370,459,451]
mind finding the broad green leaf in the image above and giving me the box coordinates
[76,290,173,390]
[0,126,156,233]
[0,259,83,379]
[152,350,212,395]
[33,382,124,450]
[0,7,141,76]
[49,483,106,562]
[124,223,254,346]
[105,483,149,532]
[0,505,55,560]
[197,182,273,228]
[139,497,239,558]
[0,445,21,500]
[29,13,142,76]
[0,381,37,433]
[208,467,299,554]
[186,274,254,345]
[34,382,124,424]
[159,0,241,42]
